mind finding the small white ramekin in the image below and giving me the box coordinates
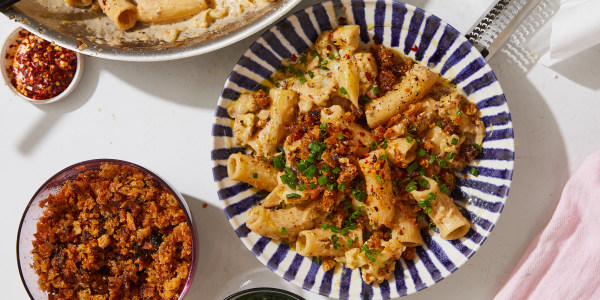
[1,27,84,104]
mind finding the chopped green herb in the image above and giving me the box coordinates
[331,234,339,243]
[273,156,285,170]
[375,175,384,185]
[338,182,346,191]
[300,55,307,63]
[333,243,341,250]
[447,152,457,160]
[310,183,316,189]
[307,70,314,78]
[298,183,306,191]
[340,228,349,235]
[347,238,354,246]
[328,53,334,60]
[473,143,482,152]
[303,165,317,179]
[286,193,302,199]
[280,227,287,234]
[379,154,389,160]
[440,184,449,193]
[332,167,341,174]
[295,69,303,78]
[451,138,458,145]
[470,167,479,176]
[417,148,426,157]
[338,134,345,140]
[299,77,307,84]
[428,155,437,165]
[252,173,258,178]
[321,59,328,66]
[418,178,429,188]
[320,164,330,173]
[417,166,426,176]
[369,141,378,150]
[313,257,322,265]
[372,86,380,95]
[407,161,420,173]
[406,136,414,143]
[436,120,442,128]
[311,50,319,57]
[352,189,367,202]
[339,87,348,95]
[318,175,328,186]
[428,222,437,230]
[457,110,463,116]
[437,158,450,168]
[381,139,388,149]
[319,123,328,135]
[327,183,336,190]
[262,156,267,162]
[321,223,330,230]
[405,181,417,192]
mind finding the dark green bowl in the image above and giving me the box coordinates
[224,288,305,300]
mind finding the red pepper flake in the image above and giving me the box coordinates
[365,71,372,81]
[434,82,441,87]
[9,31,77,100]
[363,153,370,159]
[344,54,350,59]
[329,33,334,39]
[202,203,208,208]
[411,44,419,52]
[359,132,365,137]
[326,45,332,51]
[290,54,297,62]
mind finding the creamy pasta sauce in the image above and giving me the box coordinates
[17,0,276,46]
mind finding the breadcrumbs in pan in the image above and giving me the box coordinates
[31,163,192,300]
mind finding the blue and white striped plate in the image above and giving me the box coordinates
[212,1,514,299]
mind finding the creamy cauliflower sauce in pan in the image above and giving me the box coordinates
[18,0,277,46]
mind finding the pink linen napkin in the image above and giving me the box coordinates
[495,151,600,299]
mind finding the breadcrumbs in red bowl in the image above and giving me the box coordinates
[17,160,197,299]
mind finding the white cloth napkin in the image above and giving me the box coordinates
[533,0,600,66]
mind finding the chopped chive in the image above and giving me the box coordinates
[328,53,334,60]
[359,96,371,105]
[372,86,379,94]
[338,182,346,191]
[406,136,414,143]
[300,55,307,63]
[307,70,314,78]
[437,159,450,168]
[313,257,322,265]
[375,175,384,185]
[369,141,378,150]
[418,178,429,188]
[427,192,437,200]
[310,183,316,189]
[299,77,307,84]
[436,120,442,128]
[327,183,336,190]
[417,148,426,157]
[406,161,420,173]
[473,143,482,152]
[252,173,258,178]
[280,227,287,234]
[470,167,479,176]
[321,223,329,230]
[339,87,348,95]
[405,181,417,192]
[320,164,330,172]
[407,124,417,134]
[318,175,328,186]
[379,154,389,160]
[338,134,345,140]
[440,184,449,193]
[380,139,388,149]
[286,193,301,199]
[451,138,458,145]
[457,110,463,116]
[428,155,437,165]
[332,167,341,174]
[311,50,319,57]
[298,183,306,191]
[447,152,457,160]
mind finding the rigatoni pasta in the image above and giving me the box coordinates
[226,25,485,284]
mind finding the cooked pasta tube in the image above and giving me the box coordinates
[410,177,470,239]
[227,153,278,192]
[254,89,298,158]
[365,64,438,128]
[137,0,208,23]
[64,0,92,7]
[97,0,137,30]
[359,149,395,227]
[386,138,417,167]
[296,228,363,257]
[246,204,316,240]
[391,209,423,247]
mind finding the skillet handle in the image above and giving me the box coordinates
[0,0,20,10]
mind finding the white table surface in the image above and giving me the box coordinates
[3,0,600,299]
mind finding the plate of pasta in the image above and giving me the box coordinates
[3,0,300,61]
[212,1,514,299]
